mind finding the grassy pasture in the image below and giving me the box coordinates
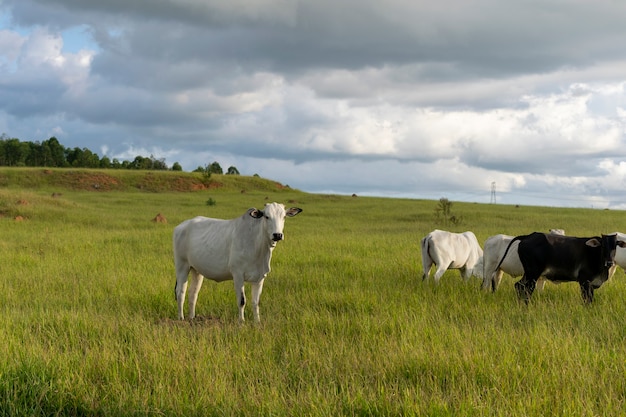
[1,169,626,416]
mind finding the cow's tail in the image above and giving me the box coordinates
[494,234,530,272]
[421,235,431,258]
[173,234,178,300]
[420,235,432,279]
[421,234,429,254]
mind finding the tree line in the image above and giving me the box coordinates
[0,134,239,175]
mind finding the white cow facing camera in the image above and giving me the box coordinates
[173,203,302,322]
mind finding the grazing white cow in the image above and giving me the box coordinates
[173,203,302,322]
[420,229,483,283]
[481,229,565,292]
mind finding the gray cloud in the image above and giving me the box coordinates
[2,0,626,207]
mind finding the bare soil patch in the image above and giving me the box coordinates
[152,213,167,223]
[60,172,122,191]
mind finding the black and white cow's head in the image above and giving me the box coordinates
[589,233,626,270]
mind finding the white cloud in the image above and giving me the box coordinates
[2,1,626,207]
[0,29,25,67]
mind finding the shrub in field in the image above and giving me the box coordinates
[434,197,462,226]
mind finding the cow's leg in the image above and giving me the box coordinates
[515,275,536,304]
[491,270,504,292]
[481,275,490,291]
[536,277,546,291]
[175,262,190,320]
[187,269,204,319]
[421,256,433,281]
[580,281,595,304]
[459,267,471,282]
[433,262,452,284]
[608,265,617,281]
[481,268,497,291]
[250,278,265,323]
[233,275,246,322]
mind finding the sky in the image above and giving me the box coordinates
[1,1,626,208]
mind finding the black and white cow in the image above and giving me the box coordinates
[481,229,565,292]
[496,232,625,303]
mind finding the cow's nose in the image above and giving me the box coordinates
[272,233,283,241]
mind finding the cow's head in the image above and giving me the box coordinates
[586,234,626,268]
[249,202,302,246]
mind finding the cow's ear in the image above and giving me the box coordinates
[617,240,626,248]
[249,208,264,219]
[286,207,302,217]
[585,238,601,248]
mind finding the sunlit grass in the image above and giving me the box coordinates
[1,170,626,415]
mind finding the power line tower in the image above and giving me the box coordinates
[490,181,496,204]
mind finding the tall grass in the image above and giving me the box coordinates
[1,171,626,416]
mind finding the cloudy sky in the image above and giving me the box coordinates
[2,0,626,208]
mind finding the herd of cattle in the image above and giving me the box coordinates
[172,202,626,322]
[421,229,626,304]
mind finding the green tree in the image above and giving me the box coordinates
[0,135,181,170]
[194,165,213,182]
[100,156,112,168]
[129,156,152,170]
[3,138,29,166]
[208,161,223,174]
[25,141,43,166]
[43,137,67,167]
[151,155,168,170]
[67,147,100,168]
[226,166,240,175]
[65,147,83,166]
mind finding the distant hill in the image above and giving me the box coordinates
[0,168,298,194]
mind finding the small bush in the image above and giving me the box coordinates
[206,197,216,206]
[434,197,462,226]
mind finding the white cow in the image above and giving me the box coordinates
[420,229,484,283]
[481,229,565,292]
[173,203,302,322]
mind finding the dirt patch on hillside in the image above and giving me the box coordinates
[136,174,222,192]
[172,177,205,191]
[60,171,122,191]
[1,168,293,194]
[173,177,223,191]
[55,171,220,192]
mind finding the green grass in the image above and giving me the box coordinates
[1,168,626,416]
